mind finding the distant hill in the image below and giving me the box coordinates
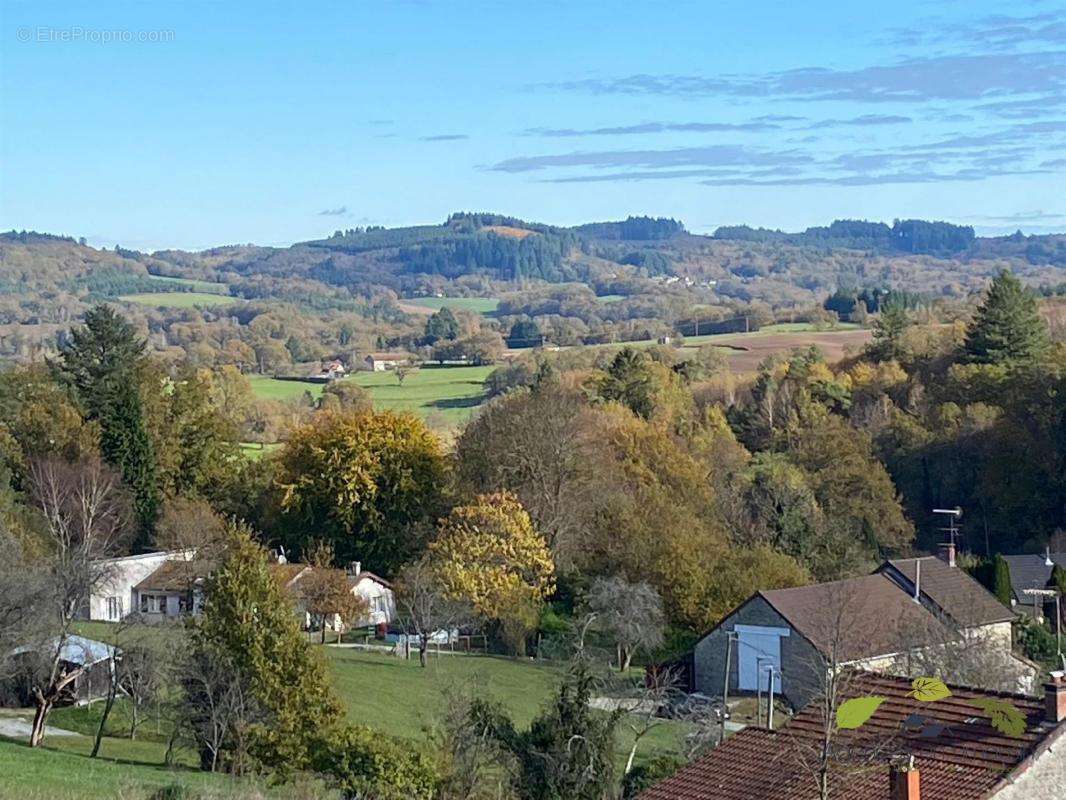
[2,214,1064,317]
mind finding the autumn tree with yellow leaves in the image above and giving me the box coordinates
[431,492,555,655]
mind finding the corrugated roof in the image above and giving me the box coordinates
[760,574,948,662]
[639,672,1059,800]
[881,557,1015,627]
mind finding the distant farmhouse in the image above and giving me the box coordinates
[319,359,346,379]
[688,549,1030,708]
[363,352,412,371]
[85,551,394,633]
[639,670,1066,800]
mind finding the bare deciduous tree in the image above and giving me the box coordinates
[786,583,906,800]
[585,576,665,672]
[394,556,472,667]
[0,526,48,682]
[610,664,680,778]
[179,641,263,774]
[25,456,132,747]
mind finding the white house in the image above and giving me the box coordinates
[85,550,192,621]
[346,562,395,628]
[363,352,411,372]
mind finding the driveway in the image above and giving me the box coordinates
[0,716,78,741]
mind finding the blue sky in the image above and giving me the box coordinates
[2,0,1065,250]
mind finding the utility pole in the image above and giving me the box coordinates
[721,631,736,743]
[765,665,777,730]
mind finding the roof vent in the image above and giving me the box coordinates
[1046,546,1054,567]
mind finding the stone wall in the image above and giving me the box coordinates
[692,596,825,709]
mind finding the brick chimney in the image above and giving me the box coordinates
[937,542,956,568]
[890,760,920,800]
[1046,671,1066,725]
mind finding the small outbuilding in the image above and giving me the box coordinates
[363,352,412,371]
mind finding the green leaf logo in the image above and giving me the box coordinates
[910,677,951,702]
[836,696,885,730]
[967,698,1027,738]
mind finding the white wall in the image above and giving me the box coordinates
[352,576,394,627]
[87,552,180,621]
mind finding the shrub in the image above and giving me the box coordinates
[1017,617,1058,665]
[313,725,439,800]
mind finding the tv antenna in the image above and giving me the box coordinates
[933,507,962,553]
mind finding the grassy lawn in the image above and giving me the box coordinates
[119,292,241,309]
[248,365,493,429]
[406,296,500,315]
[145,275,229,294]
[351,364,493,427]
[10,626,688,796]
[0,737,254,800]
[246,374,325,402]
[326,648,690,769]
[239,441,282,460]
[759,321,860,333]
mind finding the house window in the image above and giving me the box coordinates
[371,595,386,613]
[735,624,789,692]
[139,594,166,614]
[106,597,122,621]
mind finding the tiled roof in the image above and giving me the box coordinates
[348,570,392,588]
[1002,553,1066,603]
[268,563,310,587]
[760,574,947,662]
[881,557,1015,627]
[639,672,1058,800]
[135,559,213,592]
[138,560,309,592]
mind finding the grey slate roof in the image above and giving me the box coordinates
[1002,552,1066,604]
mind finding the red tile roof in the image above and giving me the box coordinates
[639,672,1061,800]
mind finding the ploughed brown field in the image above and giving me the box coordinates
[700,328,872,373]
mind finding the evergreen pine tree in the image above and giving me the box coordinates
[1051,563,1066,595]
[58,305,159,542]
[992,554,1013,607]
[190,525,343,771]
[869,302,910,362]
[963,270,1050,365]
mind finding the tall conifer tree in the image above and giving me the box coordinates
[58,305,159,542]
[964,270,1050,366]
